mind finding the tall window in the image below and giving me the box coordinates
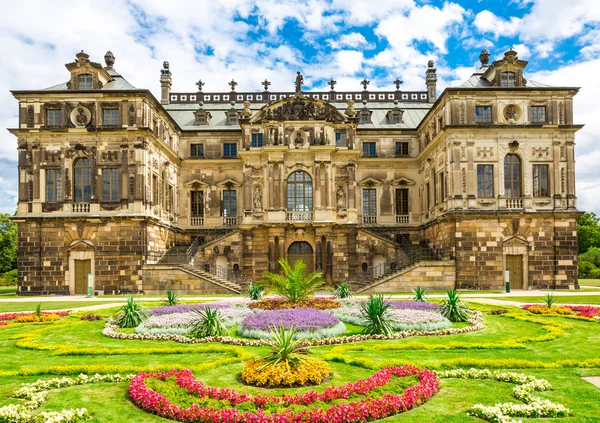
[287,171,313,211]
[191,190,204,217]
[251,133,263,148]
[152,174,159,204]
[78,74,93,89]
[504,154,522,198]
[222,190,237,217]
[477,165,494,198]
[362,142,376,157]
[363,189,377,216]
[46,169,62,202]
[103,108,120,126]
[46,109,62,127]
[335,132,347,147]
[533,164,549,197]
[223,143,237,157]
[475,106,492,123]
[73,158,91,203]
[530,106,546,123]
[190,143,204,157]
[395,142,409,156]
[395,188,409,215]
[102,168,119,201]
[500,72,516,87]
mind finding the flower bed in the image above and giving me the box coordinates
[249,298,341,311]
[136,307,253,335]
[241,358,330,387]
[129,366,439,422]
[0,311,69,321]
[0,373,133,423]
[238,308,346,339]
[331,304,451,332]
[147,302,230,316]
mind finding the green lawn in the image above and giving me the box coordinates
[0,302,599,422]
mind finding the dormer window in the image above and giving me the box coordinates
[78,74,93,89]
[501,72,516,88]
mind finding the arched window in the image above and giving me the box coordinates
[73,158,91,202]
[78,74,93,90]
[287,171,313,211]
[504,154,522,198]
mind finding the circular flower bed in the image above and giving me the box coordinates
[129,366,439,422]
[249,298,341,311]
[241,358,330,387]
[238,308,346,339]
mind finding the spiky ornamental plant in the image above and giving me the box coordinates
[247,283,264,300]
[114,295,147,328]
[258,259,325,303]
[360,294,394,336]
[411,286,428,302]
[544,293,557,308]
[188,307,228,337]
[334,281,353,299]
[261,324,308,369]
[162,290,180,306]
[440,290,469,322]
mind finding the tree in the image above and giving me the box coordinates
[0,213,17,274]
[577,212,600,254]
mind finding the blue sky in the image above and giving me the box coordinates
[0,0,599,214]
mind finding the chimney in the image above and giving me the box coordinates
[425,60,437,103]
[160,61,172,105]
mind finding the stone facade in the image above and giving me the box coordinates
[9,48,582,295]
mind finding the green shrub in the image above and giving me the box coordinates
[334,281,353,299]
[579,260,596,277]
[162,290,180,306]
[360,294,393,336]
[411,286,428,302]
[247,283,264,300]
[590,268,600,279]
[0,269,18,286]
[258,259,325,303]
[441,290,469,322]
[188,307,228,337]
[113,295,147,328]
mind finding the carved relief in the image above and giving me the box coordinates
[477,147,494,159]
[532,147,550,159]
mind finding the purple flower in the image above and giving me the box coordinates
[241,308,340,332]
[148,303,230,316]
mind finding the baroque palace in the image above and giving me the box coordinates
[10,49,581,295]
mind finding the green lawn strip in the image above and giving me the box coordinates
[476,295,600,305]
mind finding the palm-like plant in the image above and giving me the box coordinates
[247,283,264,300]
[543,293,556,308]
[334,281,353,299]
[114,295,147,328]
[261,324,307,369]
[258,259,325,303]
[360,294,393,336]
[188,307,228,337]
[162,290,180,306]
[440,290,469,322]
[411,286,428,302]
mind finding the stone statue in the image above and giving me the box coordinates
[336,186,345,209]
[294,71,303,93]
[75,108,87,126]
[253,186,262,209]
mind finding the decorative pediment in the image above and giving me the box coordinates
[216,178,241,188]
[391,177,416,186]
[250,95,347,124]
[357,177,383,187]
[183,178,209,189]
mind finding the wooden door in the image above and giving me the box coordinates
[506,255,523,289]
[74,259,91,295]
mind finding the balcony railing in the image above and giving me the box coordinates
[395,214,410,224]
[190,216,205,226]
[360,215,378,225]
[72,203,90,213]
[286,211,314,221]
[506,198,523,209]
[222,216,241,226]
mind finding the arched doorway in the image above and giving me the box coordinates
[287,241,314,273]
[215,255,228,279]
[373,254,385,278]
